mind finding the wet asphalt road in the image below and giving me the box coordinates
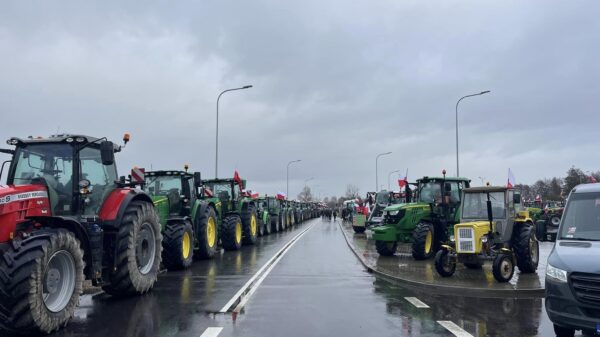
[47,218,560,337]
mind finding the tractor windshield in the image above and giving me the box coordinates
[145,176,182,197]
[11,144,73,187]
[462,192,506,219]
[376,192,390,204]
[559,192,600,241]
[204,181,232,200]
[418,182,442,203]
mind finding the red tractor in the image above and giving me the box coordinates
[0,134,162,335]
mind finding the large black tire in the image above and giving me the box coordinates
[281,211,287,230]
[221,215,242,251]
[241,205,258,245]
[257,215,265,237]
[263,213,272,235]
[492,254,515,283]
[434,249,456,277]
[375,240,397,256]
[352,226,366,234]
[0,228,84,335]
[162,221,194,270]
[412,222,436,260]
[195,206,218,259]
[550,215,561,227]
[513,225,539,273]
[553,324,575,337]
[535,220,546,242]
[103,201,162,296]
[271,215,279,233]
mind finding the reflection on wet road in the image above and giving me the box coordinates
[47,218,557,337]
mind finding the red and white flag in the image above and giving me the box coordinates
[276,192,286,200]
[398,169,408,188]
[589,175,597,183]
[507,168,516,188]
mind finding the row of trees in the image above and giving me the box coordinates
[516,167,600,201]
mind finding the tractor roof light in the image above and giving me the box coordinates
[123,133,131,144]
[75,137,85,142]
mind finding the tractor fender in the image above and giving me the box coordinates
[192,201,212,224]
[24,216,94,279]
[101,188,153,229]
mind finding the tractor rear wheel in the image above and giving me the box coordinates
[221,215,243,251]
[264,214,272,235]
[352,226,366,233]
[103,201,162,296]
[242,205,258,245]
[375,240,397,256]
[434,249,456,277]
[492,254,515,282]
[553,324,575,337]
[195,206,218,259]
[281,212,287,230]
[0,228,84,335]
[162,221,194,270]
[513,225,539,273]
[257,213,265,237]
[535,220,546,242]
[412,222,436,260]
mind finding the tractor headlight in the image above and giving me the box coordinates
[449,235,455,242]
[546,264,568,283]
[481,235,488,243]
[389,210,399,216]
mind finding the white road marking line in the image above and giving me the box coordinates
[200,327,223,337]
[404,297,430,308]
[233,225,312,312]
[437,321,474,337]
[219,223,315,313]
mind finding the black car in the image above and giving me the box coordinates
[545,183,600,337]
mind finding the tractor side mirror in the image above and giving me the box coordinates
[513,193,521,204]
[486,200,493,223]
[100,141,115,165]
[193,172,202,187]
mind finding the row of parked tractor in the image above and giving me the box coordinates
[0,133,321,335]
[343,172,541,284]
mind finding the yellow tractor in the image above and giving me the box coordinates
[434,186,539,282]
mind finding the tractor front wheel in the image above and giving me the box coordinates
[0,228,84,335]
[513,225,539,273]
[242,205,258,245]
[352,226,366,234]
[103,201,162,296]
[434,249,456,277]
[412,222,436,260]
[535,220,547,242]
[492,254,515,283]
[195,206,218,259]
[162,221,194,270]
[221,215,243,251]
[375,240,397,256]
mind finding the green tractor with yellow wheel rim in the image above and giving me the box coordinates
[201,176,258,250]
[371,173,471,260]
[144,169,218,267]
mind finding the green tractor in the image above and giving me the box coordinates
[263,196,284,232]
[371,174,471,260]
[255,196,272,236]
[201,178,258,250]
[143,169,219,267]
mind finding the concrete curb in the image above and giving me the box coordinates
[338,222,545,299]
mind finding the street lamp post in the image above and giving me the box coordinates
[287,159,301,199]
[455,90,490,177]
[215,85,253,178]
[375,152,392,191]
[388,170,401,190]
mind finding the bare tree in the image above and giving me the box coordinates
[297,186,313,202]
[345,184,360,199]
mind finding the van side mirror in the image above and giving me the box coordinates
[513,193,521,204]
[100,141,115,165]
[193,172,201,187]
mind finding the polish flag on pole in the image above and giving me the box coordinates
[233,170,243,193]
[398,169,408,188]
[507,168,516,188]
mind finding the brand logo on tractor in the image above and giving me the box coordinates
[0,191,48,205]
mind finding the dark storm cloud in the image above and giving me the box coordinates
[0,1,598,198]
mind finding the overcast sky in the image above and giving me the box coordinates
[1,1,598,199]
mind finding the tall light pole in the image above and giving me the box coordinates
[287,159,301,199]
[455,90,490,177]
[388,170,401,190]
[375,152,392,191]
[215,85,253,178]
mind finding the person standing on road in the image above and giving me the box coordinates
[333,209,338,221]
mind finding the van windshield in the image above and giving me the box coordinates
[559,192,600,241]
